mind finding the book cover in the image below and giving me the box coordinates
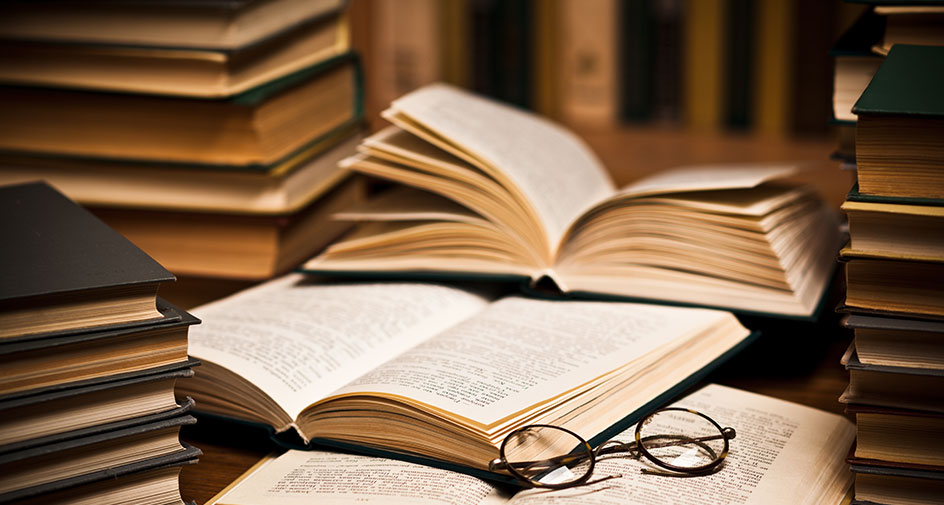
[853,44,944,118]
[0,182,173,304]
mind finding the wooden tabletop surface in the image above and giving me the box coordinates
[177,126,854,504]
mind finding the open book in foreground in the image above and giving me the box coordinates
[302,84,840,318]
[178,274,754,478]
[207,384,855,505]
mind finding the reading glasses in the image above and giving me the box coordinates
[488,407,736,489]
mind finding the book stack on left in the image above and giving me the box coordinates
[837,44,944,505]
[0,183,200,504]
[0,0,364,307]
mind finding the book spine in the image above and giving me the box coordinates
[367,0,442,125]
[533,0,561,119]
[751,0,793,135]
[723,0,754,130]
[651,0,683,124]
[558,0,619,126]
[620,0,654,122]
[683,0,725,130]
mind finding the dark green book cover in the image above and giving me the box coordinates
[853,44,944,118]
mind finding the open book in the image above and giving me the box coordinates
[178,274,753,476]
[206,384,855,505]
[302,84,840,318]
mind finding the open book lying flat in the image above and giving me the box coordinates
[178,274,754,478]
[207,385,855,505]
[302,84,841,318]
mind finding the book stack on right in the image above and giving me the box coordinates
[0,182,201,505]
[0,0,365,308]
[837,44,944,505]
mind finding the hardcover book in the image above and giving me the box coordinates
[0,182,172,338]
[303,84,840,318]
[0,415,197,502]
[0,11,350,98]
[205,385,854,505]
[0,299,196,397]
[843,313,944,370]
[177,273,755,480]
[0,0,346,50]
[853,44,944,199]
[0,53,362,167]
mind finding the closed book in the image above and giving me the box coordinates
[841,249,944,318]
[0,11,350,98]
[0,128,363,215]
[90,175,365,280]
[0,415,197,502]
[842,199,944,262]
[853,44,944,199]
[0,53,362,167]
[850,457,944,505]
[843,313,944,370]
[0,298,196,398]
[846,404,944,468]
[0,369,196,453]
[0,182,171,339]
[0,0,346,50]
[840,344,944,413]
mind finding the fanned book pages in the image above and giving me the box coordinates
[206,385,855,505]
[178,274,754,476]
[302,84,841,318]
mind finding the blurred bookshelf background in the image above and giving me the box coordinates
[350,0,868,137]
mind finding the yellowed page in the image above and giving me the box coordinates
[385,84,615,253]
[329,297,733,427]
[509,384,854,505]
[617,162,799,199]
[209,450,511,505]
[188,274,490,419]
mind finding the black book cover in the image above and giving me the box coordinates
[0,182,173,304]
[843,313,944,334]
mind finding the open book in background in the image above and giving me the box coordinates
[303,84,841,318]
[205,384,854,505]
[177,273,754,480]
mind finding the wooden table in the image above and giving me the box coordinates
[178,127,855,504]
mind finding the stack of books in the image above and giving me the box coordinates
[830,3,944,166]
[0,182,200,504]
[0,0,365,304]
[837,44,944,505]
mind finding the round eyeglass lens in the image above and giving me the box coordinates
[501,425,594,487]
[636,408,727,472]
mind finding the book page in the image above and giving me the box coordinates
[330,297,734,426]
[210,450,512,505]
[188,274,490,419]
[617,163,799,199]
[386,84,615,250]
[508,384,854,505]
